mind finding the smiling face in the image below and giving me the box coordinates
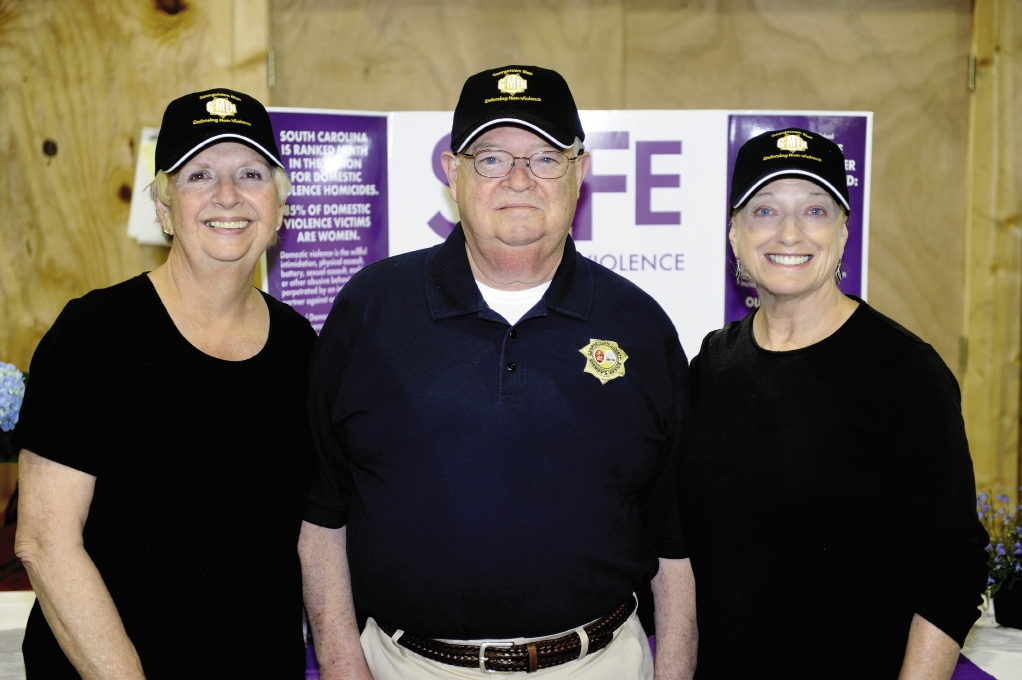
[441,126,590,288]
[155,142,283,270]
[729,177,848,305]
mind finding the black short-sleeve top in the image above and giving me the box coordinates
[679,300,989,678]
[13,274,316,678]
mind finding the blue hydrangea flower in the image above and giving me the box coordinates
[997,494,1011,503]
[997,544,1007,556]
[0,362,26,433]
[979,493,989,501]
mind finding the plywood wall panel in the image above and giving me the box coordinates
[273,0,626,111]
[962,0,1022,499]
[0,0,270,369]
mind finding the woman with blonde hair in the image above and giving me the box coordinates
[14,88,315,678]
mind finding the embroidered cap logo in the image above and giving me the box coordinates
[206,97,238,119]
[776,134,808,153]
[498,74,528,95]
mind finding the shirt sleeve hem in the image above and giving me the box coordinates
[650,537,688,560]
[912,602,983,648]
[11,440,101,478]
[303,501,348,529]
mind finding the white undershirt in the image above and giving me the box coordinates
[475,280,552,326]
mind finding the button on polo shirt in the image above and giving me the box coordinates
[305,223,689,641]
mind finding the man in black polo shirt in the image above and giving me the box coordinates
[299,65,697,680]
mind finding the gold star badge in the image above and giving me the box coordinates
[580,339,628,384]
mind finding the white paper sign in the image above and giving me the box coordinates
[126,127,165,246]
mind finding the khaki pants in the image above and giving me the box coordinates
[360,606,654,680]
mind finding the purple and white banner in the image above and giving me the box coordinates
[127,109,870,351]
[265,109,389,334]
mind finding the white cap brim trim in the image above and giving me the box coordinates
[733,169,850,211]
[164,133,284,173]
[455,118,572,153]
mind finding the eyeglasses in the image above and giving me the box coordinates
[460,149,581,179]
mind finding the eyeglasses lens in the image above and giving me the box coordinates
[472,150,570,179]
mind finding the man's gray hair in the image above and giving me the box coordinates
[455,136,586,167]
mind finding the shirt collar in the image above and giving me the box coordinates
[425,222,592,321]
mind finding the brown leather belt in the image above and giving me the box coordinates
[377,597,636,673]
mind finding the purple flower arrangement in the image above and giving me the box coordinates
[0,362,27,463]
[977,489,1022,598]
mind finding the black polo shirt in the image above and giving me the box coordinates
[305,224,688,639]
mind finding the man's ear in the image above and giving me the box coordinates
[441,151,460,203]
[574,152,591,199]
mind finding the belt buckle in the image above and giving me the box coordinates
[477,641,514,673]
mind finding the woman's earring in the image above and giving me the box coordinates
[834,258,845,286]
[734,258,747,287]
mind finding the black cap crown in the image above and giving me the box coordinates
[451,65,585,153]
[730,128,850,212]
[155,87,282,174]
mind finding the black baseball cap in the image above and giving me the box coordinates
[450,65,585,153]
[730,128,850,213]
[155,87,283,174]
